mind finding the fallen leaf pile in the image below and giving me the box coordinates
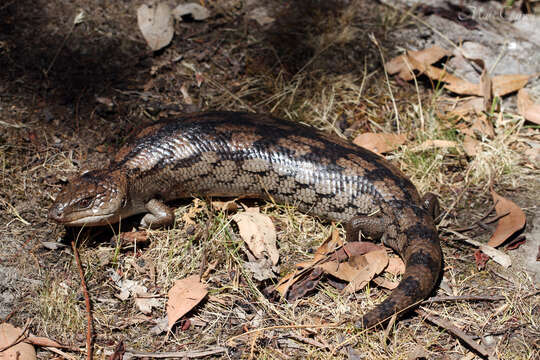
[386,45,537,159]
[274,228,405,301]
[386,46,530,100]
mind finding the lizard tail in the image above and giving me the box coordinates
[357,229,442,329]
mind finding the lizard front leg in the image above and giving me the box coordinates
[140,199,174,228]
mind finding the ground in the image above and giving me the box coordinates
[0,0,538,359]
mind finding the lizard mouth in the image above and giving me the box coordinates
[52,213,119,227]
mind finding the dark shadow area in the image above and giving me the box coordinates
[256,0,382,77]
[0,0,150,129]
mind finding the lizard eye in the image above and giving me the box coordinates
[76,197,93,209]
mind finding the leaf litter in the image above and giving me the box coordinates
[166,275,208,331]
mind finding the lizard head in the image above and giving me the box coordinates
[48,169,129,227]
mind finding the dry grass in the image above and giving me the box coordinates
[0,0,538,359]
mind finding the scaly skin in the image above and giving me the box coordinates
[49,111,442,328]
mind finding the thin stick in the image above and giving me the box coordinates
[369,33,401,133]
[423,295,506,304]
[71,241,94,360]
[416,309,495,359]
[121,346,228,359]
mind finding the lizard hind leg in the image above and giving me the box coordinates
[345,215,389,243]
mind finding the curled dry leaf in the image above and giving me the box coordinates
[463,135,480,156]
[386,46,450,80]
[211,199,238,212]
[274,227,342,296]
[232,208,279,265]
[387,46,530,98]
[329,241,381,262]
[386,256,405,275]
[492,74,530,97]
[344,249,388,294]
[115,231,149,246]
[172,3,210,21]
[319,261,361,282]
[517,89,540,125]
[445,73,529,97]
[471,114,495,138]
[133,285,160,315]
[450,97,484,116]
[373,276,399,290]
[137,2,174,51]
[0,323,36,360]
[353,132,407,154]
[488,190,526,248]
[167,275,208,330]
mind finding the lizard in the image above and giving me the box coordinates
[49,111,442,328]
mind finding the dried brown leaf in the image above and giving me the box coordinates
[344,249,389,294]
[517,89,540,125]
[211,200,238,212]
[463,135,480,156]
[373,276,399,290]
[318,261,359,282]
[444,77,482,96]
[353,133,407,154]
[330,242,381,262]
[167,275,208,330]
[232,208,279,265]
[386,46,450,80]
[0,323,36,360]
[492,74,530,97]
[471,114,495,138]
[445,73,529,97]
[480,68,493,112]
[386,256,405,275]
[488,190,526,247]
[274,228,342,296]
[450,97,484,116]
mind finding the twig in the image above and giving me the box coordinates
[71,241,94,360]
[423,295,506,304]
[45,10,85,75]
[369,33,401,133]
[44,346,79,360]
[120,346,228,359]
[416,309,495,359]
[446,201,501,232]
[450,210,509,233]
[445,229,511,268]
